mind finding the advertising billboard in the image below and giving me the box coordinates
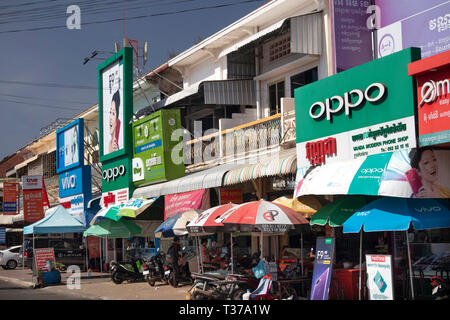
[99,47,133,162]
[295,48,420,169]
[310,237,335,300]
[164,189,208,220]
[100,156,133,208]
[2,182,18,215]
[375,0,450,60]
[132,109,185,187]
[58,165,92,199]
[366,254,394,300]
[56,118,84,173]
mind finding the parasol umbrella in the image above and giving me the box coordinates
[83,218,142,239]
[89,204,125,225]
[273,195,322,218]
[310,195,373,300]
[343,197,450,300]
[116,197,158,218]
[219,199,310,266]
[154,209,202,239]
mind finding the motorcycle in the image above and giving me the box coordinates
[166,258,193,287]
[431,276,450,300]
[110,257,147,284]
[146,252,170,286]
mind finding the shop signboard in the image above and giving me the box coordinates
[100,156,133,208]
[58,166,92,199]
[2,182,17,215]
[59,194,85,223]
[56,118,84,173]
[164,189,208,220]
[408,50,450,147]
[98,47,133,163]
[219,189,243,205]
[87,235,100,259]
[132,109,185,187]
[375,0,449,60]
[22,175,44,223]
[34,248,56,272]
[310,237,335,300]
[330,0,374,73]
[365,254,394,300]
[295,48,420,170]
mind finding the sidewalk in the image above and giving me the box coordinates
[0,268,189,300]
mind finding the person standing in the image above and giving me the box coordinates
[167,236,181,287]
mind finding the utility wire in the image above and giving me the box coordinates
[0,98,86,111]
[0,0,264,34]
[0,92,93,105]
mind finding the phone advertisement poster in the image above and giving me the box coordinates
[310,237,335,300]
[102,59,124,157]
[365,254,394,300]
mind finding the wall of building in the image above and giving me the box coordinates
[0,149,34,178]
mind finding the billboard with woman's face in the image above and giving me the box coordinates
[56,118,84,173]
[102,60,124,156]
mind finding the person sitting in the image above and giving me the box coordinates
[200,239,211,264]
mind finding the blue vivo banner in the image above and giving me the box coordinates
[310,237,335,300]
[58,165,92,199]
[56,118,84,173]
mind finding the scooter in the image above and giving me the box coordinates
[110,257,147,284]
[146,252,170,286]
[166,258,193,287]
[431,276,450,300]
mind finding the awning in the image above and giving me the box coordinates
[14,155,38,171]
[294,150,416,199]
[133,162,245,199]
[223,148,297,186]
[152,82,202,110]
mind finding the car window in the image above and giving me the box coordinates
[10,247,21,253]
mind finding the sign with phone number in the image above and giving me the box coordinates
[365,254,394,300]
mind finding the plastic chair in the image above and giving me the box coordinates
[248,274,274,300]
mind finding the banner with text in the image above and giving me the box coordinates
[2,182,18,215]
[164,189,208,220]
[366,254,394,300]
[310,237,335,300]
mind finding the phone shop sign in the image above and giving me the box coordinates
[366,254,394,300]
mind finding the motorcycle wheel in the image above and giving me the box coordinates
[111,270,123,284]
[147,273,156,287]
[232,288,247,300]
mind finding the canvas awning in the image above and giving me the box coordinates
[23,205,85,235]
[223,148,297,186]
[133,162,244,199]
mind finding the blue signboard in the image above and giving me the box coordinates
[310,237,335,300]
[58,165,92,199]
[0,228,6,244]
[56,118,84,174]
[2,202,17,214]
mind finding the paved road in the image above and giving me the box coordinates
[0,278,91,300]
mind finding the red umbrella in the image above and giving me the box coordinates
[186,203,237,235]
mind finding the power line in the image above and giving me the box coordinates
[0,79,97,90]
[0,92,94,105]
[0,0,264,34]
[0,98,85,111]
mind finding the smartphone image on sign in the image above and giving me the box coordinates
[373,271,387,293]
[311,267,330,300]
[405,168,423,195]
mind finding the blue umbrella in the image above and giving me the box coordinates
[343,197,450,233]
[343,197,450,300]
[154,210,202,239]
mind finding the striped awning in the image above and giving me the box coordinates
[223,148,297,186]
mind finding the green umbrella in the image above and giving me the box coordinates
[83,219,142,238]
[103,204,125,221]
[310,196,372,227]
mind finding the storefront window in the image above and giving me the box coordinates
[269,80,285,115]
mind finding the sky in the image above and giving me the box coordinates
[0,0,266,161]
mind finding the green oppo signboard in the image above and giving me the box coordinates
[132,109,185,187]
[100,156,134,207]
[294,47,421,168]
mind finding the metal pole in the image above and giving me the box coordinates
[100,237,103,274]
[406,231,415,300]
[359,230,363,301]
[198,236,204,273]
[85,236,89,273]
[22,233,25,270]
[195,236,200,273]
[300,232,304,276]
[260,231,263,260]
[231,233,234,274]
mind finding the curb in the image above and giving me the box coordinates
[0,275,34,288]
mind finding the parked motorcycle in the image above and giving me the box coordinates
[110,257,147,284]
[146,252,170,286]
[431,276,450,300]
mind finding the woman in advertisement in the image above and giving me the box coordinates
[108,90,121,154]
[408,147,450,198]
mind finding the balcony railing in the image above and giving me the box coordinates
[183,114,281,169]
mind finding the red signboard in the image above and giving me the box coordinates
[408,50,450,146]
[34,248,56,272]
[220,189,243,205]
[23,189,44,223]
[306,137,337,165]
[2,182,18,215]
[87,236,100,258]
[164,189,207,220]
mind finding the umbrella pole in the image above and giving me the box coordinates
[359,230,363,301]
[260,231,263,260]
[114,238,117,262]
[406,231,415,300]
[231,233,234,274]
[195,236,200,273]
[301,232,304,276]
[198,236,204,273]
[22,233,25,271]
[100,237,103,275]
[85,236,89,273]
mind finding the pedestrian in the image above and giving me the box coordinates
[167,236,181,287]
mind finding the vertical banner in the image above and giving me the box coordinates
[365,254,394,300]
[87,236,100,258]
[22,176,44,223]
[2,182,18,215]
[164,189,206,220]
[310,237,335,300]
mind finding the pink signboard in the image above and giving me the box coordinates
[164,189,208,220]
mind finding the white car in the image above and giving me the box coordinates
[0,245,22,270]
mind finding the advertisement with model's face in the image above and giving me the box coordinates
[102,60,124,156]
[64,124,79,167]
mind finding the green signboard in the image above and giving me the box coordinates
[132,109,185,187]
[294,48,421,144]
[101,156,134,207]
[98,47,133,163]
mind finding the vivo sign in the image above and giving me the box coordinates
[61,173,77,190]
[58,166,91,199]
[102,165,126,182]
[309,83,387,122]
[420,78,450,107]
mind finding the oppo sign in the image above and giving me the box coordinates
[309,82,387,122]
[103,165,126,182]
